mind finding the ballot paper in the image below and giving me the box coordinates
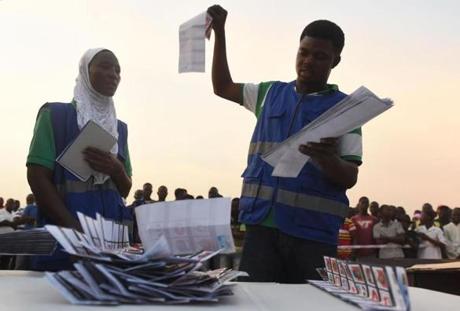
[309,257,411,311]
[0,228,57,255]
[135,198,236,255]
[44,214,246,305]
[178,11,212,73]
[262,86,393,177]
[56,120,117,182]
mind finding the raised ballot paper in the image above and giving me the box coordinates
[56,120,117,182]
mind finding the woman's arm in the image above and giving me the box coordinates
[27,165,81,230]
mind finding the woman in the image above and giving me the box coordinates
[26,48,132,271]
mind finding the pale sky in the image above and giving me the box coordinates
[0,0,459,214]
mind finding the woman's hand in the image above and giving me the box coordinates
[83,147,124,178]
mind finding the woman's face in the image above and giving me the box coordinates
[89,50,121,96]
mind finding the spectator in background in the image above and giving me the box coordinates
[337,208,356,260]
[416,209,447,259]
[443,207,460,259]
[157,185,168,202]
[196,195,204,199]
[436,205,452,229]
[395,206,406,221]
[174,188,187,200]
[21,194,38,230]
[231,198,245,248]
[400,214,419,258]
[143,183,155,203]
[129,189,145,244]
[369,201,380,219]
[0,199,16,234]
[0,197,4,209]
[208,187,223,199]
[351,196,378,258]
[411,210,422,230]
[373,205,405,259]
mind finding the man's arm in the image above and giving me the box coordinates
[208,5,243,104]
[27,165,81,230]
[299,138,358,189]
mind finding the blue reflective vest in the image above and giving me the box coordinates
[32,102,129,271]
[240,81,350,245]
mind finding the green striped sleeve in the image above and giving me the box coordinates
[26,107,56,170]
[339,127,363,165]
[254,81,275,119]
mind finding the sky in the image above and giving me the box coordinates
[0,0,459,214]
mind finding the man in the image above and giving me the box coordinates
[443,207,460,259]
[207,5,362,283]
[142,183,155,203]
[157,185,168,202]
[337,208,356,260]
[369,201,380,219]
[0,197,4,209]
[436,205,452,229]
[20,194,38,230]
[0,199,16,234]
[130,189,145,244]
[400,214,419,258]
[174,188,187,201]
[373,205,405,259]
[208,187,223,199]
[351,197,378,258]
[416,209,447,259]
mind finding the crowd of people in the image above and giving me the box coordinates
[338,196,460,260]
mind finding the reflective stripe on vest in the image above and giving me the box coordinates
[242,183,348,217]
[241,183,274,201]
[56,179,118,194]
[248,142,279,156]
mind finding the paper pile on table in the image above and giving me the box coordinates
[0,228,57,255]
[263,86,393,177]
[310,257,410,311]
[45,213,246,305]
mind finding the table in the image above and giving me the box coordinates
[1,271,459,310]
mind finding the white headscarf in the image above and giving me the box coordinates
[73,48,119,184]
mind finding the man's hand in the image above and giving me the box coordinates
[299,137,339,164]
[84,147,124,178]
[207,5,227,34]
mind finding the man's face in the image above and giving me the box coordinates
[143,184,153,198]
[452,209,460,224]
[157,186,168,200]
[357,197,369,213]
[296,36,339,88]
[89,50,121,97]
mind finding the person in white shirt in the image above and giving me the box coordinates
[415,209,447,259]
[443,207,460,259]
[0,199,17,234]
[373,205,405,259]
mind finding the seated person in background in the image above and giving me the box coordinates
[0,199,17,234]
[415,209,447,259]
[373,205,405,259]
[435,205,452,229]
[20,194,39,230]
[26,48,132,271]
[443,207,460,259]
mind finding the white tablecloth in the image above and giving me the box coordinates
[0,271,459,310]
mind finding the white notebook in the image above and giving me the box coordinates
[56,120,117,182]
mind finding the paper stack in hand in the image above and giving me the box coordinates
[262,86,393,177]
[45,213,246,305]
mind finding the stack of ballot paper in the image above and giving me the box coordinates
[0,228,57,255]
[309,257,411,311]
[263,86,393,178]
[56,120,117,182]
[45,213,246,305]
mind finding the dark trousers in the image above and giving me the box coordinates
[239,225,336,284]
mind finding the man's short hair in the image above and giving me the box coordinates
[300,20,345,53]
